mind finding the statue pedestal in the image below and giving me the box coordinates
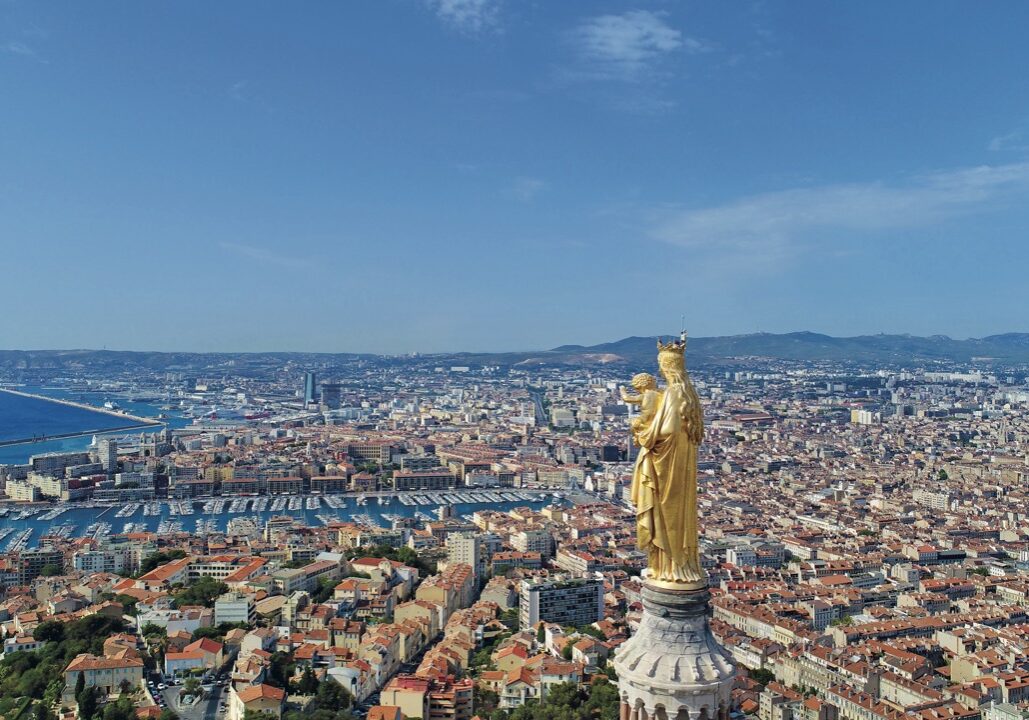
[613,582,735,720]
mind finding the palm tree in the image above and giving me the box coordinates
[183,676,202,698]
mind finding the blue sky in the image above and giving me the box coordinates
[2,1,1028,353]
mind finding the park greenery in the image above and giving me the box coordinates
[351,544,437,575]
[310,577,337,604]
[288,672,354,720]
[243,674,356,720]
[190,622,248,644]
[488,679,620,720]
[0,615,126,720]
[471,626,512,671]
[173,576,229,608]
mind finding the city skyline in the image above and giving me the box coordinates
[3,2,1029,353]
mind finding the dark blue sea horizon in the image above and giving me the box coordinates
[0,389,143,441]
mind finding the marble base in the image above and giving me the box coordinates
[613,582,735,720]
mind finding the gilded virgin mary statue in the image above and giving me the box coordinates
[620,333,706,589]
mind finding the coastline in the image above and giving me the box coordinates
[0,387,162,451]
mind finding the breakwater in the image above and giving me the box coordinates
[0,387,162,450]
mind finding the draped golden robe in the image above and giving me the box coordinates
[630,381,705,587]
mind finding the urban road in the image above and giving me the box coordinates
[164,683,226,720]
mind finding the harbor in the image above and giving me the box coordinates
[0,489,561,547]
[0,387,164,449]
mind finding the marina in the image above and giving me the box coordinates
[0,489,559,547]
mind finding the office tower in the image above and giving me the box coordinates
[303,371,316,405]
[320,382,342,409]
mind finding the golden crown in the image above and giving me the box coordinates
[657,331,687,355]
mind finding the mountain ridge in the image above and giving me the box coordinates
[2,332,1029,371]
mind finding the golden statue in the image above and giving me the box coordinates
[621,333,705,589]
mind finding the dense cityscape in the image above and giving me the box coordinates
[4,3,1029,720]
[2,345,1028,720]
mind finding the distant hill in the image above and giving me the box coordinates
[439,332,1029,367]
[2,332,1029,372]
[538,332,1029,366]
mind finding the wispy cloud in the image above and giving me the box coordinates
[2,40,46,63]
[568,10,699,81]
[988,130,1029,153]
[426,0,501,36]
[226,79,275,113]
[228,80,248,102]
[220,242,314,270]
[652,162,1029,255]
[511,176,546,201]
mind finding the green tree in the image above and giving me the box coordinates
[159,709,180,720]
[266,653,294,690]
[34,700,53,720]
[102,696,136,720]
[285,676,357,720]
[311,576,336,604]
[173,576,229,608]
[545,682,578,708]
[575,625,606,640]
[74,672,85,700]
[751,668,775,686]
[33,621,65,643]
[486,679,618,720]
[43,677,64,708]
[561,644,573,661]
[314,676,352,709]
[114,594,140,615]
[297,667,319,695]
[355,544,436,575]
[580,678,619,720]
[138,550,187,576]
[141,623,167,638]
[244,712,280,720]
[192,622,247,643]
[499,608,519,630]
[475,687,499,716]
[77,686,99,720]
[536,624,546,644]
[39,564,63,577]
[471,646,495,670]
